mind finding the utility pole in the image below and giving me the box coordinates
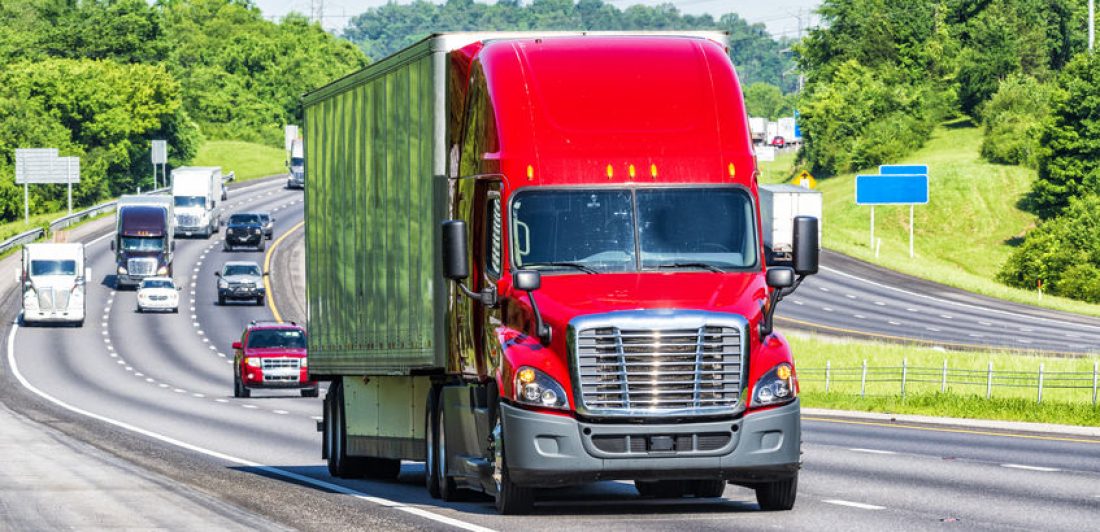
[796,8,805,92]
[1091,0,1095,52]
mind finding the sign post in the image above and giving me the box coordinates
[151,140,167,190]
[855,165,929,258]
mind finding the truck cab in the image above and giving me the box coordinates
[286,139,305,189]
[112,195,174,288]
[171,166,223,238]
[19,243,89,326]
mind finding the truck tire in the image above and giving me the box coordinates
[257,240,265,252]
[491,405,534,514]
[301,388,318,398]
[436,391,460,501]
[635,480,687,498]
[755,473,797,511]
[690,479,727,498]
[218,294,225,306]
[424,386,442,498]
[256,295,265,306]
[326,381,368,478]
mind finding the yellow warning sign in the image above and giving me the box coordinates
[795,170,816,189]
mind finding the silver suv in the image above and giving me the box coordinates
[216,261,266,306]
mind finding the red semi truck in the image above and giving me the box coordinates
[304,32,819,514]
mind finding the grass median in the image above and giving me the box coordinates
[193,140,286,182]
[789,333,1100,426]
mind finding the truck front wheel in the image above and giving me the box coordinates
[424,386,442,498]
[325,381,367,478]
[755,473,797,511]
[491,408,534,514]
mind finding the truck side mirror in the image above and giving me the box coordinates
[84,267,92,283]
[766,267,795,289]
[170,241,176,252]
[232,341,242,350]
[793,216,819,276]
[14,269,21,284]
[110,240,115,251]
[214,272,221,277]
[441,220,469,281]
[513,269,541,291]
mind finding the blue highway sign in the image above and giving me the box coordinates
[855,174,929,205]
[879,164,928,176]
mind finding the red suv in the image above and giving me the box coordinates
[232,321,317,398]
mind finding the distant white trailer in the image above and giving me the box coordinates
[749,117,767,144]
[759,184,822,264]
[777,116,800,144]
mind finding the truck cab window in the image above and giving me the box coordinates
[485,196,502,278]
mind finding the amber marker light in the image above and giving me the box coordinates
[728,163,736,178]
[518,368,536,384]
[527,165,534,181]
[776,364,792,380]
[628,164,636,179]
[650,164,658,179]
[606,164,614,179]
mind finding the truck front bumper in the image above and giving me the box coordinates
[501,399,801,487]
[23,308,84,323]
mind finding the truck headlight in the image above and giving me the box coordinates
[118,266,127,275]
[23,290,37,309]
[227,228,234,234]
[751,363,797,407]
[157,266,169,275]
[244,357,261,368]
[513,366,568,409]
[218,280,228,289]
[253,228,261,234]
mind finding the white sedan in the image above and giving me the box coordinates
[136,277,180,313]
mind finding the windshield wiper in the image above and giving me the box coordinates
[523,261,598,274]
[651,262,724,273]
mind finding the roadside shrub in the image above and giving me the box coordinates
[980,74,1052,168]
[998,194,1100,302]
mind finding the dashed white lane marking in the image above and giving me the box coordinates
[109,353,117,358]
[906,308,918,312]
[888,321,901,326]
[242,404,258,409]
[272,410,289,415]
[969,333,983,338]
[873,301,886,306]
[208,345,217,351]
[215,398,228,403]
[939,314,953,319]
[1001,464,1059,472]
[845,294,857,299]
[823,499,885,511]
[115,360,125,365]
[853,314,865,319]
[217,353,226,358]
[1017,339,1032,344]
[819,287,830,292]
[158,383,169,388]
[849,448,897,455]
[979,321,993,326]
[1066,333,1081,338]
[792,300,804,306]
[311,416,323,421]
[146,378,155,383]
[173,388,186,394]
[226,360,233,364]
[926,327,941,332]
[193,393,205,398]
[135,372,143,377]
[1019,328,1033,332]
[823,307,834,312]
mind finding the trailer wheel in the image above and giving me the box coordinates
[755,473,797,511]
[690,480,727,498]
[326,381,367,478]
[436,391,460,501]
[424,385,441,498]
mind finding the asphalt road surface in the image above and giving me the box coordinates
[4,182,1100,530]
[777,250,1100,354]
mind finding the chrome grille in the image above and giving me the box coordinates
[55,288,70,309]
[261,358,300,370]
[572,312,744,417]
[127,258,156,277]
[37,289,54,311]
[177,214,200,227]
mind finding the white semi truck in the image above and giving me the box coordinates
[18,243,89,326]
[285,125,304,189]
[171,166,222,238]
[760,184,822,265]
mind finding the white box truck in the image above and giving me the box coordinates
[760,184,822,264]
[286,138,304,189]
[170,166,222,238]
[18,243,89,326]
[749,117,767,144]
[777,116,801,145]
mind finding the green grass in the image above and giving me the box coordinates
[766,121,1100,318]
[789,333,1100,426]
[193,140,286,182]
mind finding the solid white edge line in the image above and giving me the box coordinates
[820,265,1100,332]
[9,329,490,528]
[1001,463,1059,472]
[822,499,886,510]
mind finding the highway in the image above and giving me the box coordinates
[0,179,1097,530]
[777,250,1100,354]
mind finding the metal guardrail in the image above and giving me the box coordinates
[0,228,45,257]
[47,187,169,235]
[801,359,1100,404]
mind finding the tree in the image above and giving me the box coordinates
[980,74,1052,168]
[998,194,1100,302]
[743,83,793,120]
[1027,52,1100,219]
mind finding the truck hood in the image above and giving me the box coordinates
[120,250,164,261]
[29,275,77,292]
[175,207,205,217]
[515,271,769,330]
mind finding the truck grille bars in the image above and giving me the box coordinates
[571,311,746,418]
[127,258,156,277]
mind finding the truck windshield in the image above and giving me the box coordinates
[174,196,205,208]
[511,187,758,273]
[290,157,304,168]
[247,329,306,349]
[120,237,164,252]
[30,260,77,276]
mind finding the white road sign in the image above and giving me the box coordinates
[151,140,167,165]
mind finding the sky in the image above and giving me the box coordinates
[253,0,822,38]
